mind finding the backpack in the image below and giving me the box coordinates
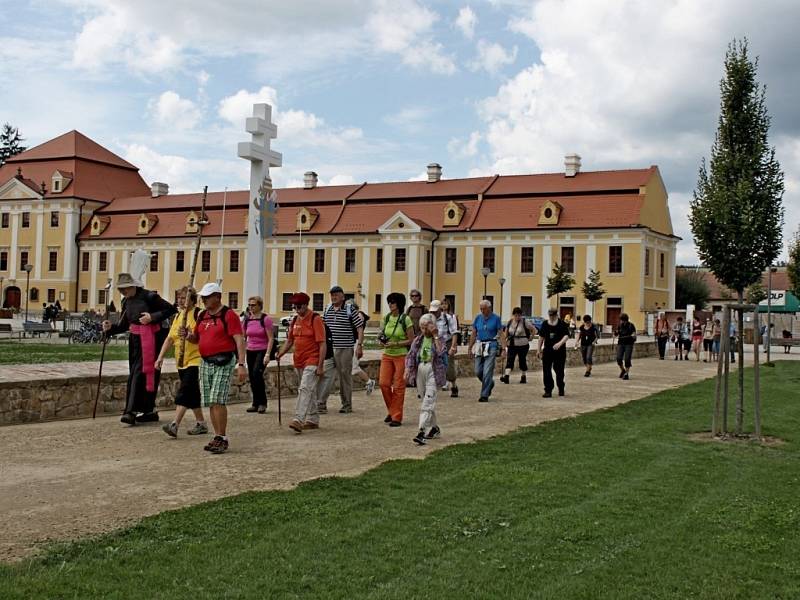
[198,306,231,335]
[506,318,531,337]
[323,302,360,340]
[291,312,334,360]
[244,313,279,360]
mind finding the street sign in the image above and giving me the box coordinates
[759,290,786,307]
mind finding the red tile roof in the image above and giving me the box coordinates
[679,268,793,300]
[484,168,656,196]
[7,130,138,170]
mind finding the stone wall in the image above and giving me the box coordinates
[0,342,656,426]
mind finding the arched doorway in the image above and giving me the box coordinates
[4,286,21,309]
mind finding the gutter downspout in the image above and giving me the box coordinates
[73,199,86,312]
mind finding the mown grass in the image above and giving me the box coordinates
[0,342,130,364]
[2,363,800,599]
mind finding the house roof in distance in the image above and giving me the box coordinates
[6,130,138,170]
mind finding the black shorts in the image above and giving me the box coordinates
[703,339,713,351]
[175,365,201,409]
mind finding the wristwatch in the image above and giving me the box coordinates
[237,362,245,367]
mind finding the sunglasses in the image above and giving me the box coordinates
[248,303,258,307]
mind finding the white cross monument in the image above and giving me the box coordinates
[238,103,282,301]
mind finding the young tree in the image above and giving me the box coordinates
[788,227,800,300]
[581,269,605,321]
[0,123,26,166]
[675,267,711,309]
[546,263,575,305]
[689,39,785,435]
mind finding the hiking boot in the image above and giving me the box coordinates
[623,373,630,380]
[584,370,591,377]
[289,419,304,434]
[366,379,376,395]
[339,407,352,414]
[302,421,320,430]
[246,405,259,413]
[478,396,489,403]
[542,392,552,398]
[258,405,267,414]
[413,430,427,445]
[520,375,527,384]
[388,420,402,427]
[120,412,136,426]
[210,439,229,454]
[425,426,441,439]
[500,374,510,384]
[162,422,178,438]
[136,412,159,423]
[204,436,223,451]
[187,422,209,435]
[384,415,392,423]
[450,386,459,398]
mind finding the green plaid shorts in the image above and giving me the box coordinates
[200,357,235,407]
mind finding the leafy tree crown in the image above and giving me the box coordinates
[0,123,26,166]
[581,269,606,303]
[546,263,575,299]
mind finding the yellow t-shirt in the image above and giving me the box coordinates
[168,308,201,368]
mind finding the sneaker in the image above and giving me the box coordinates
[136,412,159,423]
[162,422,178,438]
[542,392,552,398]
[366,379,376,395]
[584,371,591,377]
[210,439,229,454]
[413,430,427,445]
[258,405,267,414]
[120,412,136,426]
[623,373,630,380]
[302,421,320,430]
[289,419,304,434]
[500,375,510,384]
[388,420,402,427]
[318,406,328,415]
[384,415,392,423]
[520,375,527,384]
[187,422,209,435]
[478,396,489,403]
[450,386,459,398]
[246,405,258,413]
[204,436,223,451]
[339,407,352,414]
[425,426,441,439]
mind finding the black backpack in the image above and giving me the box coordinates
[197,306,231,334]
[291,312,334,360]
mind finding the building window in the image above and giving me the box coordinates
[48,289,56,303]
[48,251,58,272]
[201,250,211,272]
[521,247,534,274]
[376,248,383,273]
[0,251,7,271]
[394,248,406,272]
[98,252,107,272]
[229,250,239,272]
[314,249,325,273]
[30,287,39,302]
[80,289,88,304]
[282,293,293,312]
[483,247,495,273]
[644,248,650,277]
[445,248,457,273]
[50,211,59,227]
[374,294,382,313]
[81,252,89,272]
[425,249,431,274]
[659,253,665,279]
[609,246,623,274]
[97,289,107,306]
[444,294,456,316]
[21,212,30,228]
[561,247,575,273]
[228,292,239,310]
[345,249,356,273]
[20,250,29,270]
[284,249,295,273]
[313,293,324,312]
[150,251,159,272]
[485,295,494,307]
[1,213,8,228]
[520,296,533,317]
[175,250,185,272]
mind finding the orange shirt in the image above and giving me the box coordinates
[288,311,325,368]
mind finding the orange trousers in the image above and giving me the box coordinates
[379,354,407,422]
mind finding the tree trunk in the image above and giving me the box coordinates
[736,291,745,435]
[713,307,729,436]
[722,307,730,433]
[753,317,761,439]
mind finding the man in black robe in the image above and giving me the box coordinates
[103,273,176,425]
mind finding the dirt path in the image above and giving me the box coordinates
[1,357,720,562]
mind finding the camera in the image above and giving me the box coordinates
[378,333,389,345]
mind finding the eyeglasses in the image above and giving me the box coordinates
[247,303,258,307]
[411,295,421,299]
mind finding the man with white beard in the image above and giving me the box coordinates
[537,308,570,398]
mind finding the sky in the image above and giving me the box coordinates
[1,0,798,265]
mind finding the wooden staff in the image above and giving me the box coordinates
[177,186,208,368]
[92,279,112,419]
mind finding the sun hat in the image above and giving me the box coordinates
[198,282,223,297]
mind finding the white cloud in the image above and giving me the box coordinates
[149,91,202,130]
[447,131,482,158]
[455,6,477,39]
[218,86,279,127]
[469,39,517,74]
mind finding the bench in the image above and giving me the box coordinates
[0,323,17,338]
[770,337,800,347]
[23,322,55,338]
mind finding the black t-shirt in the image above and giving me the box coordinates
[578,324,597,347]
[617,321,636,345]
[539,319,569,351]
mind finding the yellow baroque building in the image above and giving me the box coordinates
[0,131,678,328]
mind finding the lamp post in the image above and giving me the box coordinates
[23,263,33,322]
[498,277,506,320]
[480,267,490,302]
[0,275,4,308]
[766,266,777,363]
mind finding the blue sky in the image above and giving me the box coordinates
[2,0,799,265]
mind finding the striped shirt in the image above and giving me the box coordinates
[323,303,364,349]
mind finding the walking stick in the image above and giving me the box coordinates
[276,357,282,425]
[93,279,113,419]
[177,186,208,368]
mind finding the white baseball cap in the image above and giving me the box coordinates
[429,300,442,312]
[198,282,223,297]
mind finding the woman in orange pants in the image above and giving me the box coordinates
[378,292,415,426]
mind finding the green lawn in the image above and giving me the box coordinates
[0,342,130,364]
[2,363,800,599]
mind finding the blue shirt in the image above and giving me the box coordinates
[473,312,502,343]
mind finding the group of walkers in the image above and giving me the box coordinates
[654,312,737,363]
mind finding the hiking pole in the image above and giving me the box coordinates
[276,357,282,425]
[177,186,208,368]
[93,278,113,419]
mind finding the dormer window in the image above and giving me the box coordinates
[51,170,72,195]
[538,200,563,226]
[137,213,159,235]
[296,207,318,232]
[90,215,110,236]
[443,200,466,227]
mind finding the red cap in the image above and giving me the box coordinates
[289,292,310,305]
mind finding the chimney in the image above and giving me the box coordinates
[151,182,169,197]
[564,154,581,177]
[303,171,318,189]
[427,163,442,183]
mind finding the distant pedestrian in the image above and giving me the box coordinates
[470,299,505,402]
[428,299,458,391]
[347,302,376,395]
[276,292,327,434]
[729,320,737,361]
[500,307,534,384]
[242,296,274,414]
[378,293,414,426]
[406,289,425,336]
[672,316,689,360]
[655,312,671,359]
[405,313,446,446]
[575,314,598,377]
[690,315,703,361]
[537,308,569,397]
[712,318,722,360]
[702,318,714,362]
[318,285,365,414]
[440,297,460,397]
[615,313,636,380]
[155,286,208,438]
[782,329,792,354]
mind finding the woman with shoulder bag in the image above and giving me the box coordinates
[378,292,414,427]
[574,314,598,377]
[500,307,534,384]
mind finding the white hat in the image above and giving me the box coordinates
[429,300,442,312]
[198,282,223,297]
